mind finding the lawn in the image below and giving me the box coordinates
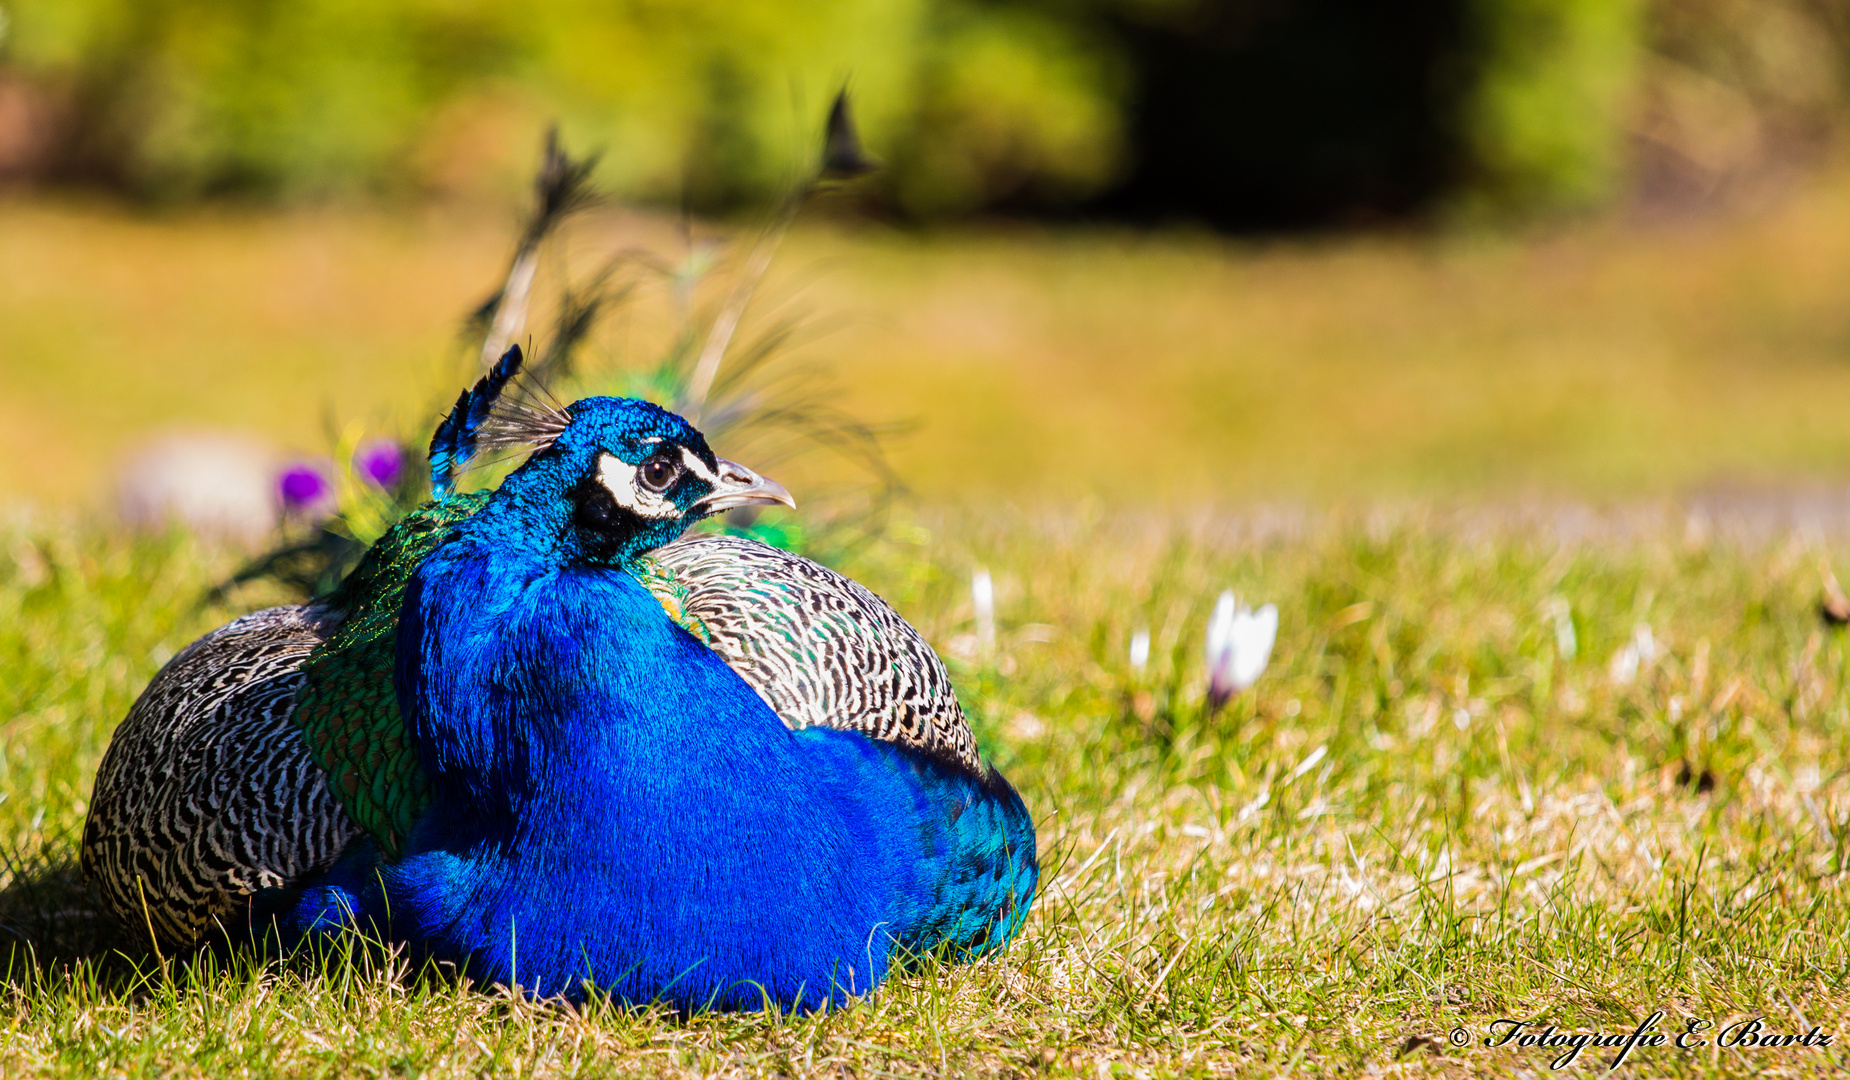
[3,175,1850,1076]
[0,503,1845,1076]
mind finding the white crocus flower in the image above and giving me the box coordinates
[1129,627,1151,672]
[1609,623,1656,685]
[1206,590,1278,711]
[1543,597,1576,660]
[972,568,996,656]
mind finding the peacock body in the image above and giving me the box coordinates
[82,352,1035,1008]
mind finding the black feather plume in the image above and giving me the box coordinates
[429,344,526,499]
[820,91,878,181]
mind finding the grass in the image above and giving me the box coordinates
[6,167,1850,1074]
[17,167,1850,506]
[1,504,1847,1076]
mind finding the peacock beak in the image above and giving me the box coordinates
[696,459,797,515]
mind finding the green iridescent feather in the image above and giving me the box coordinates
[632,552,713,646]
[291,493,489,858]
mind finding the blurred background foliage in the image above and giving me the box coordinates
[4,0,1850,225]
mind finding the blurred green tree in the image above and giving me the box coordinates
[0,0,1126,213]
[1460,0,1648,215]
[5,0,1850,222]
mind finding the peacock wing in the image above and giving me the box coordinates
[82,495,488,949]
[80,605,358,949]
[84,354,534,947]
[640,534,984,774]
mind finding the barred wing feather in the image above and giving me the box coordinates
[80,606,359,947]
[646,534,982,774]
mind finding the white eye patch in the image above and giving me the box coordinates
[596,453,681,520]
[677,446,719,483]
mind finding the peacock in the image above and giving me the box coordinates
[81,347,1036,1009]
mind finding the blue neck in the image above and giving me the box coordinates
[395,539,777,824]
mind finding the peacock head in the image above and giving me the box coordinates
[490,396,794,566]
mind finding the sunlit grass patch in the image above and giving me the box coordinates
[2,506,1847,1076]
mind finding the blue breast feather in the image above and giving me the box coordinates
[276,531,1036,1010]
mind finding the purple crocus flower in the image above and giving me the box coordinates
[277,461,333,517]
[354,439,405,489]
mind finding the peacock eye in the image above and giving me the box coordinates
[638,455,680,493]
